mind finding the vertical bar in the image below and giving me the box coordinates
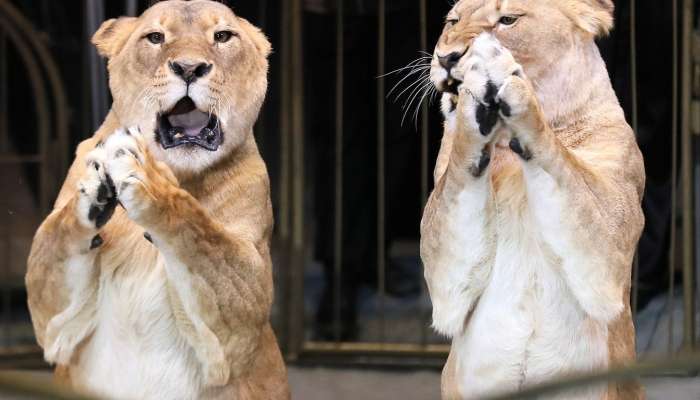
[630,0,640,317]
[3,231,10,347]
[1,29,10,349]
[125,0,138,16]
[287,0,306,359]
[377,0,387,343]
[333,0,344,343]
[86,0,108,133]
[1,28,12,347]
[681,0,695,352]
[279,0,291,240]
[280,0,293,355]
[254,0,268,151]
[419,2,429,205]
[669,0,679,354]
[290,0,305,283]
[418,0,430,347]
[255,0,269,162]
[0,32,7,154]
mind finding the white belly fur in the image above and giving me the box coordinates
[71,258,202,400]
[450,197,609,399]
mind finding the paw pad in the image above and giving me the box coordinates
[509,138,532,161]
[469,147,492,178]
[85,171,117,229]
[90,234,104,250]
[474,81,501,136]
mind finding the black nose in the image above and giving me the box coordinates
[169,61,213,84]
[437,52,464,71]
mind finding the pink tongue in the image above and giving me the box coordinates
[168,110,209,137]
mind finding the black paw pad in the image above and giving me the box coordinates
[90,234,104,250]
[499,101,512,118]
[509,138,532,161]
[483,81,498,105]
[96,175,115,203]
[89,200,117,229]
[469,147,491,178]
[88,174,118,229]
[475,81,500,136]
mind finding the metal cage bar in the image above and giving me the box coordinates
[668,0,680,355]
[681,0,696,352]
[630,0,640,317]
[419,0,431,347]
[285,0,306,360]
[333,0,344,344]
[125,0,137,16]
[85,0,109,133]
[376,0,387,343]
[0,31,6,154]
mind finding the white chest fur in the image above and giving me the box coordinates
[450,176,609,399]
[72,258,202,400]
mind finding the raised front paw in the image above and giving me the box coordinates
[451,33,526,138]
[101,127,178,224]
[76,144,117,230]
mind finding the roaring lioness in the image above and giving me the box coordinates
[421,1,644,399]
[25,1,289,398]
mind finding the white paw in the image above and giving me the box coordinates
[450,33,526,138]
[77,145,116,229]
[44,312,97,365]
[102,127,150,221]
[44,329,79,365]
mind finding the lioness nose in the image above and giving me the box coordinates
[437,51,464,71]
[169,61,213,84]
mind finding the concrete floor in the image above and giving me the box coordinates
[288,366,441,400]
[0,368,697,399]
[288,367,700,400]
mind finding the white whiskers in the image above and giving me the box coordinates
[381,53,437,127]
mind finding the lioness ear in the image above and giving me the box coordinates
[92,17,138,59]
[236,17,272,58]
[566,0,615,37]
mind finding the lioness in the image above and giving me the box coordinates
[421,1,644,399]
[25,1,289,399]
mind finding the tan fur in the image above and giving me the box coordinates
[423,1,645,398]
[26,1,289,398]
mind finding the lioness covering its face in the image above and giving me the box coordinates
[421,1,644,399]
[25,1,289,399]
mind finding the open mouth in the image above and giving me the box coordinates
[156,97,222,151]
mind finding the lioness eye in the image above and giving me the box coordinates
[146,32,164,44]
[498,16,518,26]
[446,18,459,27]
[214,31,235,43]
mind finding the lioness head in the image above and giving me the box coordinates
[431,0,613,95]
[92,0,271,175]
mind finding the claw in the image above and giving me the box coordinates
[90,234,104,250]
[509,138,532,161]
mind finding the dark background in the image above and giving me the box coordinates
[0,0,679,355]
